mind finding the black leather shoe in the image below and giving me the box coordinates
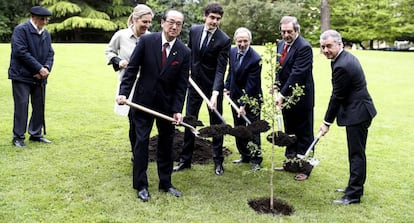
[137,188,150,202]
[251,163,262,170]
[29,136,51,144]
[332,196,360,205]
[232,158,250,164]
[12,138,25,147]
[173,162,191,172]
[214,163,224,175]
[160,187,182,197]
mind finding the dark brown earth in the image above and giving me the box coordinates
[248,198,295,216]
[148,129,232,164]
[148,119,295,216]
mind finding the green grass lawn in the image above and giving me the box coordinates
[0,43,413,223]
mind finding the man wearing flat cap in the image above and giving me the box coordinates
[8,5,54,147]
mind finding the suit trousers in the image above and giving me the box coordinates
[282,107,314,157]
[11,80,45,139]
[132,110,175,190]
[231,106,262,164]
[344,119,372,199]
[181,87,224,164]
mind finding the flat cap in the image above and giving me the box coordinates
[30,6,52,17]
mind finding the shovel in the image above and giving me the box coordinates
[296,131,323,166]
[223,93,251,124]
[188,77,227,125]
[125,101,201,138]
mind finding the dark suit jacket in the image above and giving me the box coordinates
[8,20,54,85]
[225,46,262,103]
[276,36,314,111]
[188,25,231,92]
[119,32,190,115]
[324,50,377,126]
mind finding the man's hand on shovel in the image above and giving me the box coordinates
[173,113,183,125]
[116,95,127,105]
[209,90,219,110]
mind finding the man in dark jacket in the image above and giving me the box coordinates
[319,30,377,205]
[275,16,315,181]
[116,9,190,202]
[8,6,54,147]
[174,2,231,175]
[224,27,263,170]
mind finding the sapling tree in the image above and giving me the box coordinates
[240,42,304,210]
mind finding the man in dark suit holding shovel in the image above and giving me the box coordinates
[174,2,231,175]
[116,9,190,202]
[319,30,376,205]
[224,27,263,170]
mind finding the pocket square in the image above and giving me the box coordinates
[171,61,180,66]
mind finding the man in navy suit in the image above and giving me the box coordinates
[116,9,190,202]
[319,30,376,205]
[174,2,231,175]
[224,27,263,170]
[274,16,315,181]
[8,6,54,147]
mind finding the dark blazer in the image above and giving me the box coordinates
[324,50,377,126]
[188,25,231,92]
[225,46,262,102]
[276,36,314,111]
[8,20,54,85]
[119,32,190,115]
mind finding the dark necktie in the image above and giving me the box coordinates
[237,51,244,64]
[162,42,169,67]
[235,51,244,70]
[200,31,210,54]
[280,44,289,65]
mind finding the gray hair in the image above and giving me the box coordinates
[233,27,252,41]
[279,16,300,33]
[320,29,342,44]
[127,4,154,26]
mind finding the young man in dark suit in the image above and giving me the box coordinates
[319,30,376,205]
[224,27,263,170]
[116,9,190,202]
[274,16,315,181]
[174,2,231,175]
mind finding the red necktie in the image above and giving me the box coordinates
[162,42,169,67]
[280,44,289,65]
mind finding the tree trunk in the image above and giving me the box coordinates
[320,0,330,33]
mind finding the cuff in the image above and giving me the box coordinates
[323,120,332,126]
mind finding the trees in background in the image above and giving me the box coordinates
[0,0,413,48]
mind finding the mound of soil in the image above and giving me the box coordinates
[248,197,295,216]
[148,129,232,164]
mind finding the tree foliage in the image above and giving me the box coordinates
[0,0,413,45]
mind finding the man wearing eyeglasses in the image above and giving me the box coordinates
[8,6,54,147]
[116,9,190,202]
[174,2,231,176]
[274,16,315,181]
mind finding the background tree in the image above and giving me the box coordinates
[320,0,330,33]
[0,0,413,47]
[330,0,414,49]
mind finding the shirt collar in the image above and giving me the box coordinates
[30,19,44,34]
[238,46,249,55]
[162,32,176,48]
[203,26,217,35]
[332,48,344,62]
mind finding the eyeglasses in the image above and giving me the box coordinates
[280,30,294,34]
[165,19,183,27]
